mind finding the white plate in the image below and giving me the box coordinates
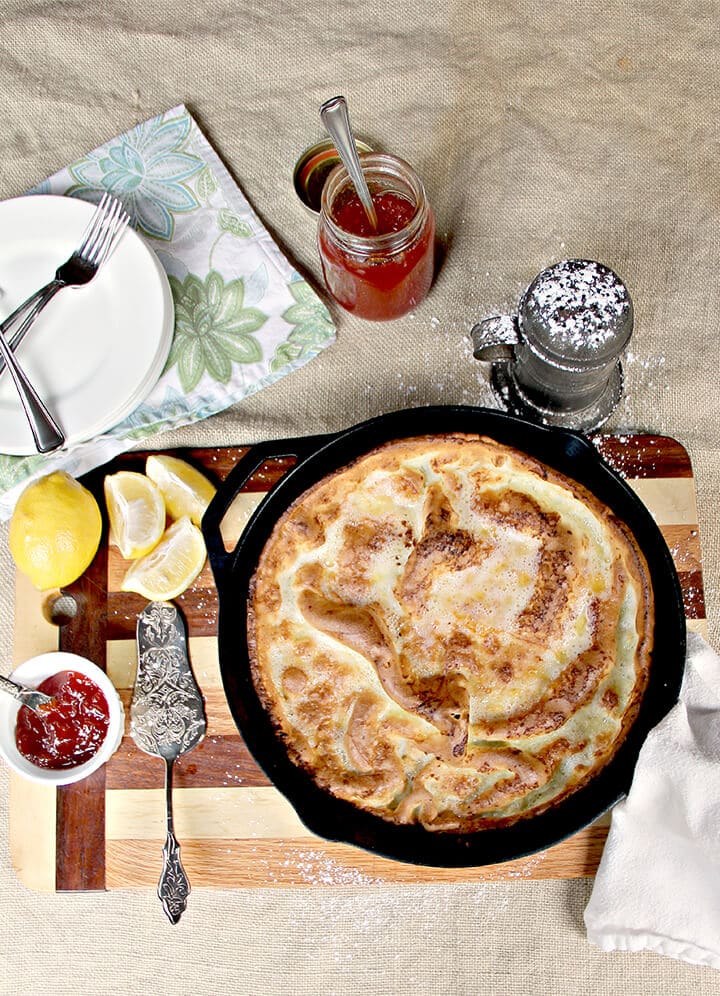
[0,195,174,455]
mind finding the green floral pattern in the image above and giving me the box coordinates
[218,209,253,238]
[167,271,266,392]
[0,453,46,491]
[196,166,218,202]
[271,280,335,371]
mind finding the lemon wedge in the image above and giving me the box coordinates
[145,454,216,526]
[104,471,166,560]
[9,471,102,590]
[120,516,206,600]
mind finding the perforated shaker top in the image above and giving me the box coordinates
[520,259,633,365]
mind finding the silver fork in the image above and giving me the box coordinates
[0,321,65,452]
[0,193,130,376]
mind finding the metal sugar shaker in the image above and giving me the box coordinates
[471,259,634,432]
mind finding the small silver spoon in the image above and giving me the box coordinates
[320,95,378,230]
[0,673,54,714]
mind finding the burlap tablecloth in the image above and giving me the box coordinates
[0,2,718,993]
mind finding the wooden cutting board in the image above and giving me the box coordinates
[8,434,707,891]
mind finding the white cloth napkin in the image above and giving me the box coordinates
[584,630,720,970]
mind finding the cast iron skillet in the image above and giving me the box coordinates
[202,406,686,867]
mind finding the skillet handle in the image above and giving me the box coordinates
[202,433,334,583]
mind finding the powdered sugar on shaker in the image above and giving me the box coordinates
[524,259,632,362]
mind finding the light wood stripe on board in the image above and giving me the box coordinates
[627,478,699,525]
[106,786,313,841]
[114,688,237,735]
[104,479,700,590]
[107,635,222,688]
[105,824,610,888]
[9,774,56,893]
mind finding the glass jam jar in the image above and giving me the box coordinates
[317,153,435,320]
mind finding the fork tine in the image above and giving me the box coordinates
[77,193,114,259]
[0,194,129,367]
[100,209,130,264]
[85,203,129,267]
[76,192,112,257]
[81,196,123,263]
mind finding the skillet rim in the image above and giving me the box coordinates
[203,405,686,867]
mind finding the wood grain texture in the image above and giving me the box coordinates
[9,435,707,891]
[591,433,693,479]
[55,768,106,891]
[55,495,109,892]
[8,774,56,893]
[105,823,611,888]
[106,735,271,790]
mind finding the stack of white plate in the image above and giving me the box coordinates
[0,195,174,456]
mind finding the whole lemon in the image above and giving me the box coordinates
[9,471,103,590]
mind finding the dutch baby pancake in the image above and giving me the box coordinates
[247,434,653,832]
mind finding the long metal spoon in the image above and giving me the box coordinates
[320,95,378,230]
[0,674,54,714]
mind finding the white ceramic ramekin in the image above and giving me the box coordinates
[0,651,124,785]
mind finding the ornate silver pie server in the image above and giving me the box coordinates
[131,601,206,924]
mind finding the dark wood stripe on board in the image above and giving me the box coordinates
[113,445,296,491]
[678,570,706,620]
[105,735,270,790]
[106,589,219,640]
[591,433,693,479]
[56,506,109,892]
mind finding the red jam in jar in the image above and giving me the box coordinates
[15,670,110,769]
[318,153,435,320]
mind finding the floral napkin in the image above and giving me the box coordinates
[0,104,334,517]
